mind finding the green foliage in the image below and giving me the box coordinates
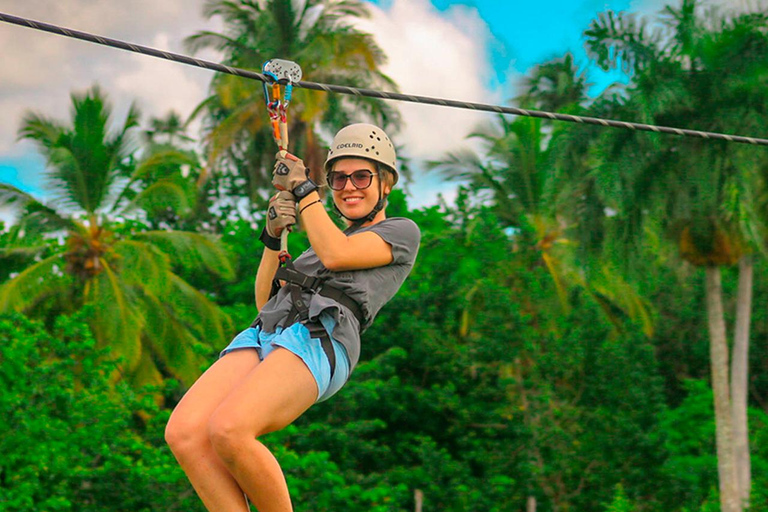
[0,311,198,512]
[605,484,637,512]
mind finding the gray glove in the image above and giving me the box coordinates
[272,152,315,197]
[266,190,297,238]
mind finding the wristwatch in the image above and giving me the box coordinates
[292,179,318,200]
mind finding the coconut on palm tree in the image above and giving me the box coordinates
[0,86,234,388]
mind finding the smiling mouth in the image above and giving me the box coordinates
[343,197,364,203]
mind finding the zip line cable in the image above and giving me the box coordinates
[1,11,768,147]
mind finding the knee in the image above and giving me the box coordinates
[207,413,248,463]
[165,414,206,459]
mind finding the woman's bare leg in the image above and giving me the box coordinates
[165,349,260,512]
[208,347,319,512]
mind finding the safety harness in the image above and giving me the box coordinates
[266,255,366,377]
[261,59,365,377]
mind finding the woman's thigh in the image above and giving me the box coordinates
[209,347,319,439]
[167,349,261,436]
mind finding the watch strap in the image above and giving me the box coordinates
[292,179,318,200]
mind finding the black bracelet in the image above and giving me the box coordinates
[259,226,281,251]
[299,199,323,215]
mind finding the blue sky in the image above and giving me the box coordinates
[372,0,634,93]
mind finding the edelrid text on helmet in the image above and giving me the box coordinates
[324,123,398,186]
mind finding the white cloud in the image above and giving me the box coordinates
[0,0,220,191]
[354,0,502,206]
[359,0,502,159]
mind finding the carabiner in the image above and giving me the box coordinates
[261,59,302,153]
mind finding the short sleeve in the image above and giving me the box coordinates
[369,217,421,265]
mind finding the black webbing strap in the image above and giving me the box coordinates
[306,321,336,379]
[317,285,365,326]
[275,266,323,290]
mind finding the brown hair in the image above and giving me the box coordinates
[375,162,396,193]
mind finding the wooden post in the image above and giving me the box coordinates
[415,489,424,512]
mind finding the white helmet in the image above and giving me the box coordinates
[324,123,399,185]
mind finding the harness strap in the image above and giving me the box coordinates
[274,266,366,326]
[306,322,336,380]
[316,286,365,326]
[275,266,323,291]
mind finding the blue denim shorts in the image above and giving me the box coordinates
[220,313,350,403]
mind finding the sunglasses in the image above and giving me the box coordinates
[327,170,378,191]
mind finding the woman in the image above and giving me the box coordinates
[165,123,421,512]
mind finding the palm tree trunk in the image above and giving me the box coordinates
[732,255,752,507]
[704,266,741,512]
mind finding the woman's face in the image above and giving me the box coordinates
[329,158,390,220]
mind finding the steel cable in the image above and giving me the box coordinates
[1,11,767,147]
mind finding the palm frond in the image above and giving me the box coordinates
[184,31,246,55]
[133,230,235,280]
[83,260,144,373]
[589,264,655,337]
[0,183,78,233]
[165,273,233,348]
[121,180,193,218]
[585,10,660,74]
[129,343,165,388]
[426,149,486,182]
[16,112,66,150]
[111,240,172,295]
[138,289,212,386]
[0,253,72,313]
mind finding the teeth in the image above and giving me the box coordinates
[344,197,362,203]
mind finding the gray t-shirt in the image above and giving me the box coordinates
[255,217,421,370]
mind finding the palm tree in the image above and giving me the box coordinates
[0,86,234,388]
[429,59,657,509]
[185,0,401,214]
[585,2,768,509]
[519,52,591,115]
[143,110,194,147]
[429,54,652,335]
